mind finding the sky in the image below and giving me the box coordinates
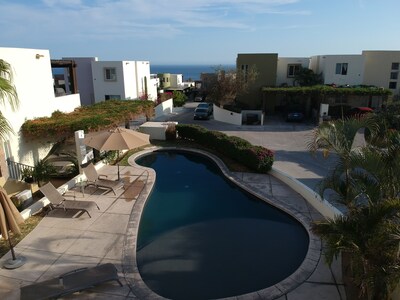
[1,0,400,65]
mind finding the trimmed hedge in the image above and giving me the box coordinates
[176,124,274,173]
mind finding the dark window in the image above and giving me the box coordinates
[389,82,397,89]
[391,63,399,70]
[104,68,117,81]
[287,64,301,78]
[105,95,121,100]
[390,72,398,80]
[336,63,348,75]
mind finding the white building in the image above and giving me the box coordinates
[91,60,157,102]
[62,57,98,106]
[309,55,365,86]
[0,47,81,175]
[276,57,310,86]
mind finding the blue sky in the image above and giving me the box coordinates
[1,0,400,65]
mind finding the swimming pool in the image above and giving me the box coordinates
[135,150,309,300]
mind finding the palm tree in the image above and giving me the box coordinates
[308,116,379,208]
[0,59,19,141]
[309,116,400,299]
[313,199,400,300]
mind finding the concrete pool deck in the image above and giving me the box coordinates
[0,149,345,299]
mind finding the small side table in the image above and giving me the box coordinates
[75,181,87,198]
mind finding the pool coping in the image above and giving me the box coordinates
[123,146,322,300]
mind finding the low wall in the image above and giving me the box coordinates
[154,98,173,119]
[19,162,106,220]
[139,121,177,140]
[270,168,343,219]
[213,105,242,125]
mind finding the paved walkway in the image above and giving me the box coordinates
[0,149,346,299]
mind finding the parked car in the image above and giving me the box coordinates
[345,107,374,118]
[286,111,304,122]
[194,108,210,120]
[194,95,203,102]
[197,103,213,115]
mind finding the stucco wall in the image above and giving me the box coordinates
[311,55,365,86]
[63,57,98,105]
[0,47,81,167]
[363,50,400,95]
[154,98,173,119]
[92,61,126,102]
[213,105,242,125]
[276,57,310,86]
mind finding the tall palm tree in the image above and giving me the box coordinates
[0,59,19,141]
[309,116,400,299]
[313,199,400,300]
[308,116,379,208]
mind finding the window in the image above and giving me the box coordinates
[241,64,249,82]
[287,64,301,77]
[104,67,116,81]
[335,63,348,75]
[389,82,397,89]
[391,62,399,70]
[105,95,121,100]
[390,72,398,80]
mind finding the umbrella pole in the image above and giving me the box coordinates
[117,152,120,181]
[7,237,17,261]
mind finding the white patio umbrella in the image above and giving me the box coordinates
[83,127,150,180]
[0,186,26,269]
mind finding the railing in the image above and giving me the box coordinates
[6,158,34,181]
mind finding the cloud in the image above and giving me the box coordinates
[0,0,309,43]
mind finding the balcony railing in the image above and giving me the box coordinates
[6,159,34,181]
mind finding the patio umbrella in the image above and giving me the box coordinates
[0,186,26,269]
[84,127,150,180]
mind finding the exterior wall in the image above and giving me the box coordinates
[122,61,138,99]
[154,98,173,119]
[310,55,364,86]
[92,61,126,102]
[362,50,400,96]
[276,57,310,86]
[236,53,278,109]
[170,74,183,87]
[147,76,158,101]
[0,47,81,167]
[158,73,171,89]
[63,57,98,105]
[135,61,151,99]
[213,105,242,125]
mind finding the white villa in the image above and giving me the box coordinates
[61,57,158,105]
[0,47,81,178]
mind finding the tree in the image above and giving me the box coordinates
[294,67,323,86]
[309,116,400,299]
[207,65,258,107]
[0,59,19,141]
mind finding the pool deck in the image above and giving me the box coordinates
[0,148,345,300]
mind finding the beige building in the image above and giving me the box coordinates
[236,53,278,109]
[362,50,400,97]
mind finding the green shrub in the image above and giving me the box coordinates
[176,124,274,173]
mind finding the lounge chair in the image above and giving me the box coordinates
[40,182,99,218]
[82,163,124,195]
[20,263,123,300]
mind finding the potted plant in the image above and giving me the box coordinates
[21,167,34,183]
[32,159,57,187]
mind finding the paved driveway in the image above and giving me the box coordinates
[160,103,338,192]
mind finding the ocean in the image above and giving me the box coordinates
[150,64,235,81]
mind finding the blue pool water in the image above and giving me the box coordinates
[136,150,309,300]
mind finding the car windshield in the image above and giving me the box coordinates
[195,108,207,112]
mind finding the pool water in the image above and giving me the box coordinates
[136,150,309,300]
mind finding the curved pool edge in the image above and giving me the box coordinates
[123,146,322,300]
